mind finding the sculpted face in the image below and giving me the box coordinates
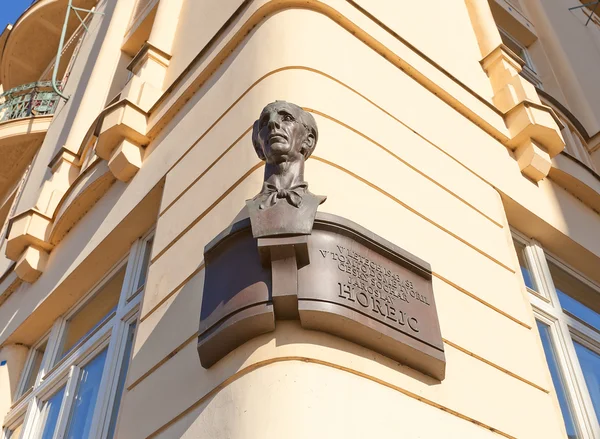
[253,102,316,164]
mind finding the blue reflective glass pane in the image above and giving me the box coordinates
[64,348,108,439]
[536,321,580,439]
[513,241,537,291]
[557,290,600,330]
[549,262,600,331]
[39,387,65,439]
[521,266,536,291]
[573,341,600,426]
[106,323,136,439]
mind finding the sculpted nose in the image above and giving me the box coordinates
[267,114,280,129]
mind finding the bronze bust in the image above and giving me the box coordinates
[246,101,326,237]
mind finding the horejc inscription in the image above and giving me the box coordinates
[323,245,431,306]
[325,247,425,332]
[297,227,444,362]
[198,101,446,380]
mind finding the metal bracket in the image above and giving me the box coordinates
[52,0,105,102]
[568,1,600,26]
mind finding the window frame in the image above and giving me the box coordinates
[498,27,543,89]
[2,231,153,439]
[14,331,51,400]
[513,230,600,439]
[123,232,154,303]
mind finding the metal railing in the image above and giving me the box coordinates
[0,81,61,123]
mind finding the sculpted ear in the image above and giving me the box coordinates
[301,130,317,159]
[252,120,266,161]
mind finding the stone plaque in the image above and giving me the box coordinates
[198,224,274,368]
[297,217,444,379]
[198,214,445,379]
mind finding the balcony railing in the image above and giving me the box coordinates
[0,81,61,123]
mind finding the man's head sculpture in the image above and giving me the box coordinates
[252,101,319,165]
[246,101,326,238]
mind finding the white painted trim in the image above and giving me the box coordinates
[14,330,52,399]
[53,366,79,439]
[21,397,42,439]
[93,314,137,439]
[515,231,600,439]
[3,235,151,439]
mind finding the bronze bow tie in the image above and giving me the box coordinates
[258,182,308,209]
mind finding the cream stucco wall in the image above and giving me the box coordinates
[115,4,582,438]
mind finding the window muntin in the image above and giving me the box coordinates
[537,320,581,439]
[514,239,538,291]
[135,238,153,292]
[106,322,136,439]
[548,262,600,330]
[5,232,153,439]
[19,339,48,397]
[58,266,125,360]
[38,386,66,439]
[501,32,529,65]
[64,348,109,439]
[499,28,542,88]
[126,235,154,303]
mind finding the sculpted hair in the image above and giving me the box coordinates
[252,101,318,160]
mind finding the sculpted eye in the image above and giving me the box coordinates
[282,113,294,122]
[259,115,269,128]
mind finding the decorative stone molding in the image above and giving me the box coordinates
[108,139,144,182]
[121,42,171,113]
[94,43,171,182]
[505,100,564,156]
[0,270,22,307]
[120,75,162,113]
[5,210,52,262]
[5,98,149,284]
[96,100,148,161]
[36,148,80,215]
[127,42,171,88]
[550,153,600,214]
[514,138,551,182]
[466,0,565,182]
[482,47,564,181]
[50,159,115,245]
[96,100,148,182]
[15,245,49,283]
[481,45,540,112]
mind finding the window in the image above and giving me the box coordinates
[2,231,154,439]
[57,267,124,361]
[127,235,153,302]
[514,231,600,438]
[513,239,538,292]
[499,28,543,88]
[16,338,48,398]
[536,320,581,439]
[38,387,66,439]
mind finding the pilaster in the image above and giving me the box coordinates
[466,0,564,182]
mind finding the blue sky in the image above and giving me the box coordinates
[0,0,32,30]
